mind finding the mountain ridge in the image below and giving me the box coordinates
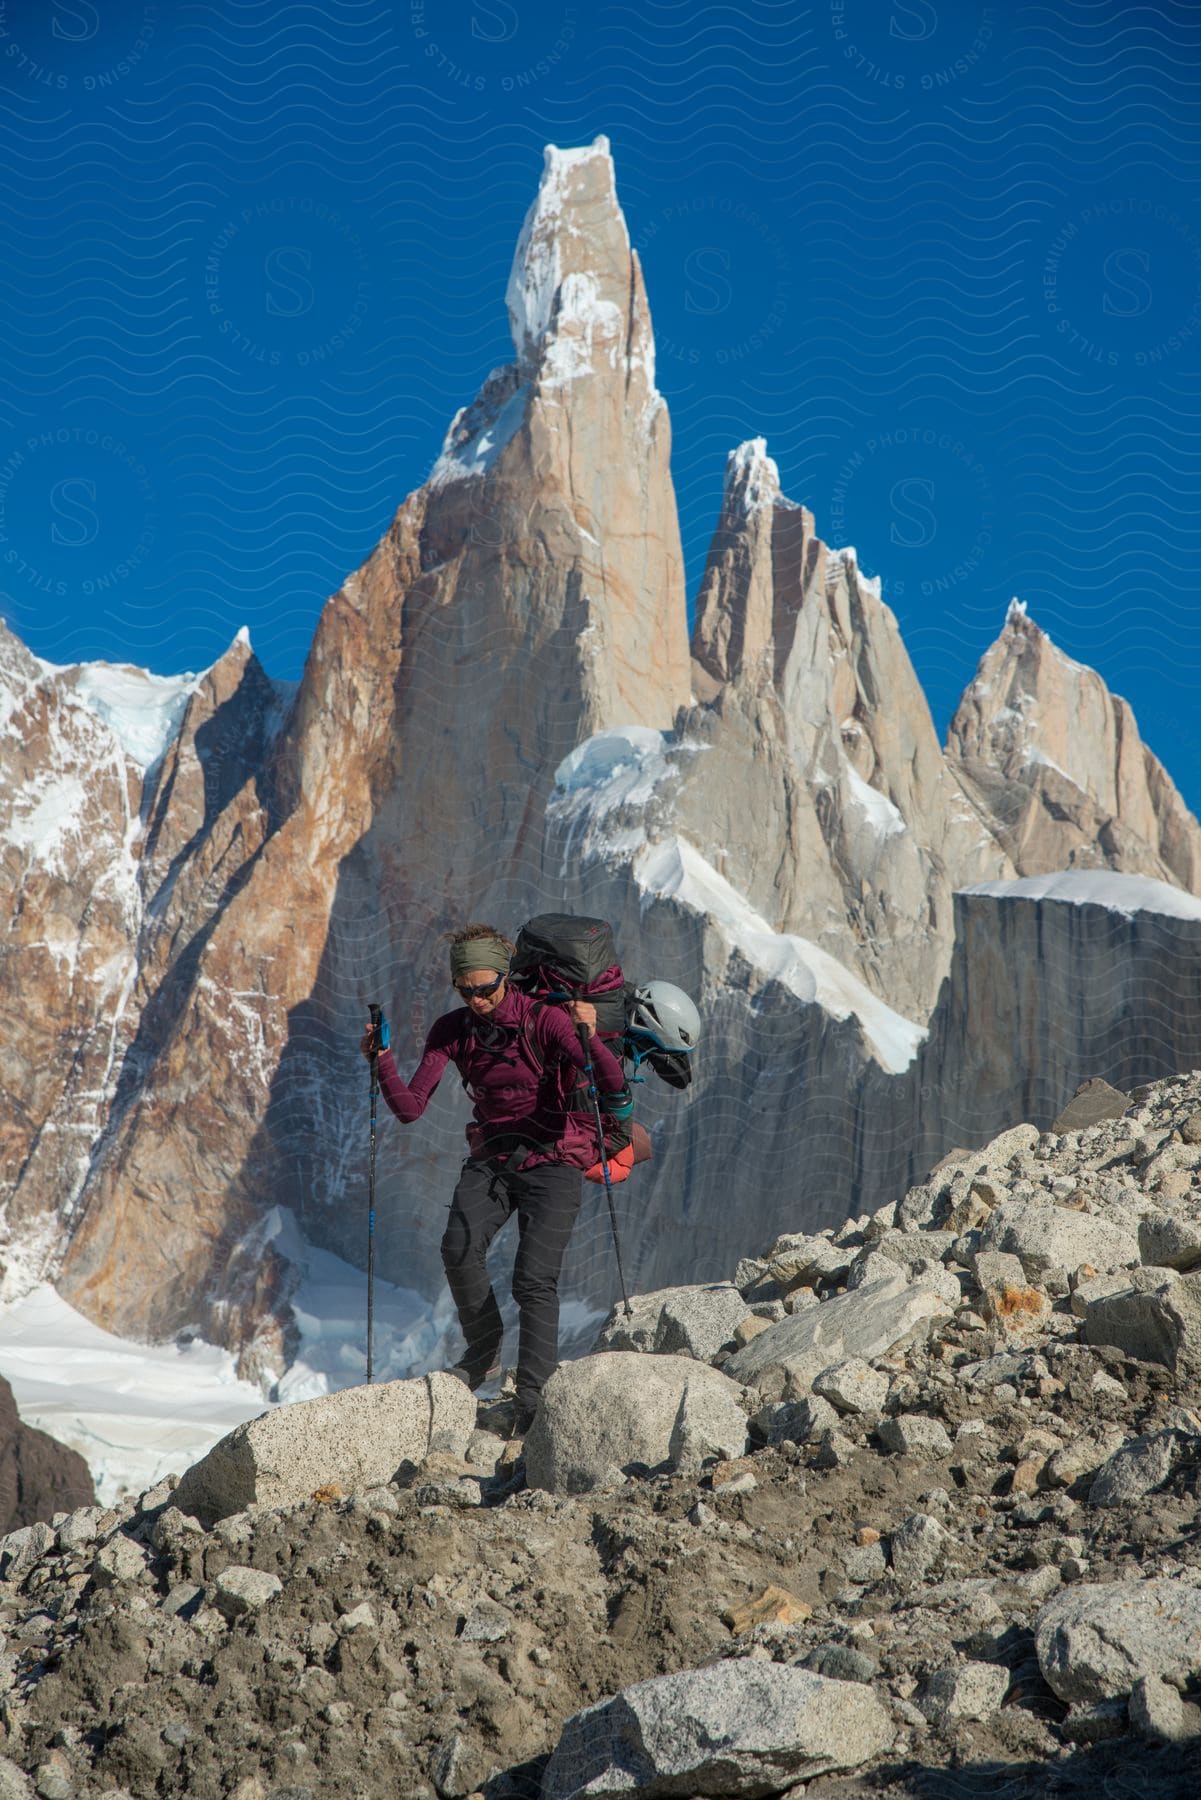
[2,137,1199,1382]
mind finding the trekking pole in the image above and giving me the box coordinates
[577,1022,633,1318]
[367,1003,382,1383]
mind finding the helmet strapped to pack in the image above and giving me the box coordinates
[626,979,700,1064]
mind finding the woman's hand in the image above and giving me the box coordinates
[567,999,597,1036]
[360,1017,389,1059]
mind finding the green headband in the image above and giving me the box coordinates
[449,937,511,982]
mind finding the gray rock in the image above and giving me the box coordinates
[430,1729,473,1800]
[541,1661,894,1797]
[733,1257,771,1296]
[1138,1212,1201,1273]
[813,1429,855,1470]
[1088,1432,1179,1508]
[1053,1079,1130,1134]
[843,1542,887,1584]
[92,1535,149,1586]
[812,1358,889,1416]
[1083,1270,1201,1377]
[874,1232,958,1276]
[335,1601,376,1635]
[1129,1673,1201,1743]
[523,1353,748,1495]
[658,1284,752,1361]
[919,1661,1009,1723]
[0,1760,32,1800]
[460,1601,511,1644]
[56,1506,108,1555]
[958,1350,1029,1390]
[0,1521,55,1582]
[981,1201,1138,1281]
[214,1565,283,1620]
[971,1248,1027,1292]
[1036,1578,1201,1703]
[877,1415,953,1459]
[890,1513,946,1581]
[1070,1271,1132,1317]
[751,1395,838,1445]
[593,1283,750,1362]
[846,1249,901,1292]
[724,1275,951,1400]
[161,1582,203,1618]
[174,1373,476,1523]
[414,1480,482,1510]
[802,1643,878,1684]
[592,1288,675,1353]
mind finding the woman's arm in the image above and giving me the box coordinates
[373,1015,458,1123]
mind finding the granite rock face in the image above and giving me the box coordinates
[682,438,1013,1018]
[948,601,1201,890]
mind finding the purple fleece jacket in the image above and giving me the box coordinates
[376,987,627,1170]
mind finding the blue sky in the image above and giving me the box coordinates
[2,0,1200,802]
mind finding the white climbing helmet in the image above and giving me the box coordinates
[627,980,700,1054]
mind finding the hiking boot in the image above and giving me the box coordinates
[478,1395,537,1439]
[447,1358,501,1393]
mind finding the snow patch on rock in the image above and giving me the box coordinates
[506,136,617,364]
[40,657,202,772]
[430,383,530,487]
[846,765,906,840]
[634,835,925,1073]
[962,870,1201,924]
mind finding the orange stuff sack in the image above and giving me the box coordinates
[585,1122,652,1185]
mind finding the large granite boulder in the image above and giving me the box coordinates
[1036,1579,1201,1704]
[173,1373,475,1523]
[523,1353,748,1495]
[723,1273,951,1399]
[541,1660,894,1797]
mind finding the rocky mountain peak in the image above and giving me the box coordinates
[724,436,783,512]
[691,438,815,698]
[948,599,1201,889]
[503,136,656,400]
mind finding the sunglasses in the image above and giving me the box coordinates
[454,975,506,1000]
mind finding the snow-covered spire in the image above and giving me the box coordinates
[724,438,781,512]
[505,137,617,368]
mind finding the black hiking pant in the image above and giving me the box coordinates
[440,1157,582,1410]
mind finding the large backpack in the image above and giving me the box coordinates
[509,913,627,1030]
[508,913,639,1176]
[508,914,697,1183]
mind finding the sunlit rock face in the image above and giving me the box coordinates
[947,600,1201,890]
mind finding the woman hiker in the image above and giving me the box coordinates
[359,923,630,1435]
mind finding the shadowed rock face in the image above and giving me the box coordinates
[0,1375,93,1532]
[3,142,1201,1375]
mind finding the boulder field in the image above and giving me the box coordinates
[2,1072,1201,1797]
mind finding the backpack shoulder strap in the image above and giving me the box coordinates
[515,996,549,1077]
